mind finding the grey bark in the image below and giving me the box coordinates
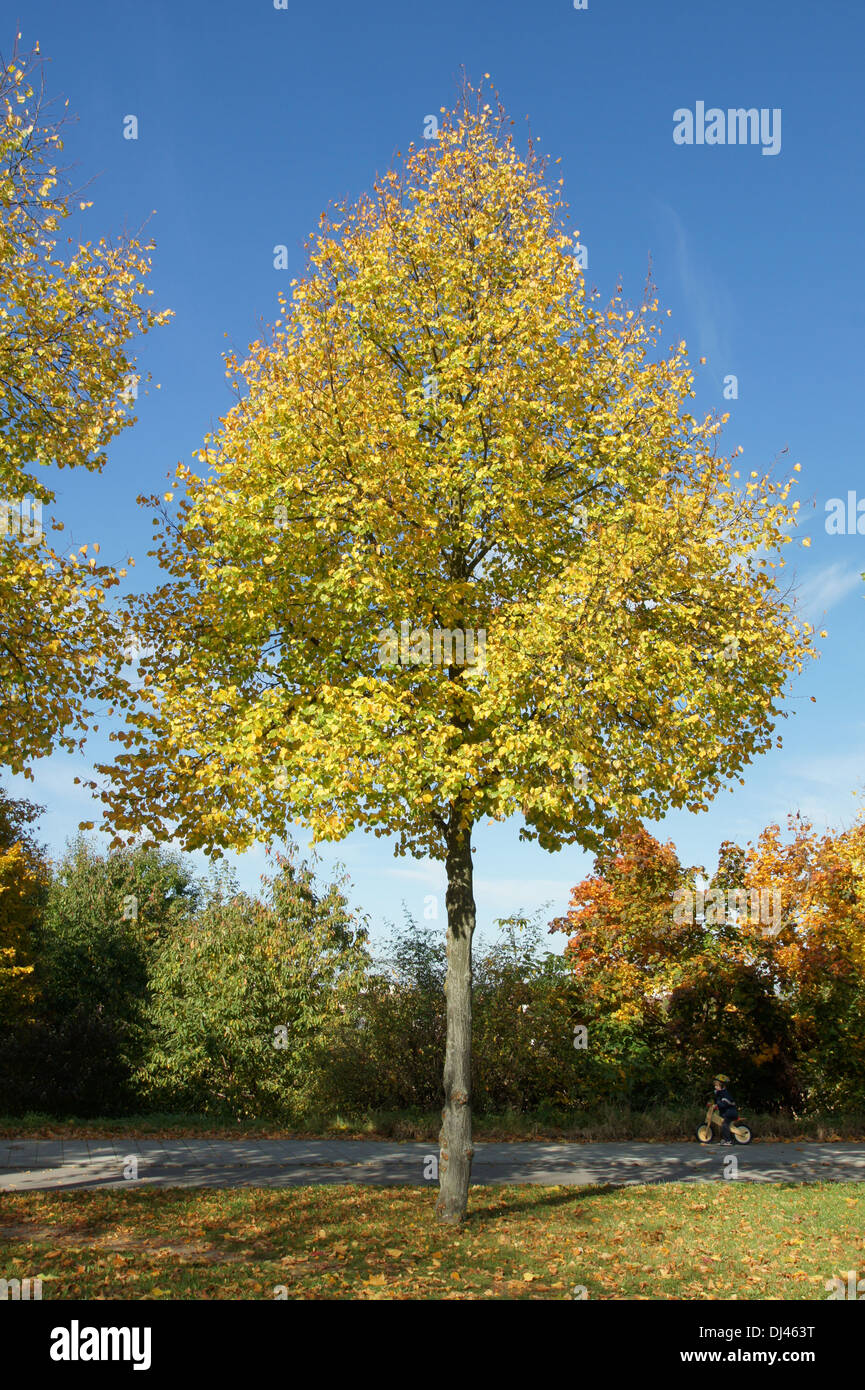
[435,818,476,1223]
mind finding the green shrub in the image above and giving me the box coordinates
[2,836,197,1115]
[139,848,370,1120]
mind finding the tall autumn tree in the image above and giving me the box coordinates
[93,82,814,1221]
[0,37,170,772]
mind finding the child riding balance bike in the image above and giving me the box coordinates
[696,1074,752,1145]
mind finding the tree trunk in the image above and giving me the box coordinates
[435,818,476,1224]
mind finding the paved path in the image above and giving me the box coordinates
[2,1139,865,1190]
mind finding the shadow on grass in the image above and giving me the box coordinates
[467,1182,620,1224]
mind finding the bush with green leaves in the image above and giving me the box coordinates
[324,909,583,1116]
[138,848,371,1120]
[3,836,198,1114]
[472,915,579,1113]
[322,911,447,1112]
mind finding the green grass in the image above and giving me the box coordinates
[1,1182,862,1299]
[2,1104,865,1142]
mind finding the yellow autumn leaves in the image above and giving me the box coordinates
[0,40,170,771]
[91,81,815,864]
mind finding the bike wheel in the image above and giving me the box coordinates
[696,1124,714,1143]
[732,1123,752,1145]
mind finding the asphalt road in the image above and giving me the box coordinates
[2,1139,865,1190]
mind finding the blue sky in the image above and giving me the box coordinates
[6,0,865,949]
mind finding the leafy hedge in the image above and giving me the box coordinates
[3,805,865,1120]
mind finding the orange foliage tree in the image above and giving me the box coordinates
[551,823,801,1108]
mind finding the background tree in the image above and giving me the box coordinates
[551,823,808,1111]
[322,910,448,1115]
[661,834,799,1109]
[93,81,815,1220]
[747,814,865,1109]
[3,837,198,1115]
[140,847,370,1120]
[0,785,49,1029]
[472,911,576,1115]
[326,908,579,1119]
[550,826,700,1104]
[0,37,170,772]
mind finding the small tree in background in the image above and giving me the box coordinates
[473,911,575,1115]
[325,909,577,1119]
[20,838,198,1114]
[550,827,699,1104]
[552,823,813,1112]
[747,814,865,1109]
[324,911,448,1115]
[0,786,49,1029]
[662,835,798,1110]
[140,847,370,1120]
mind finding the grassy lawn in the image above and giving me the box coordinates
[3,1107,865,1142]
[1,1182,862,1299]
